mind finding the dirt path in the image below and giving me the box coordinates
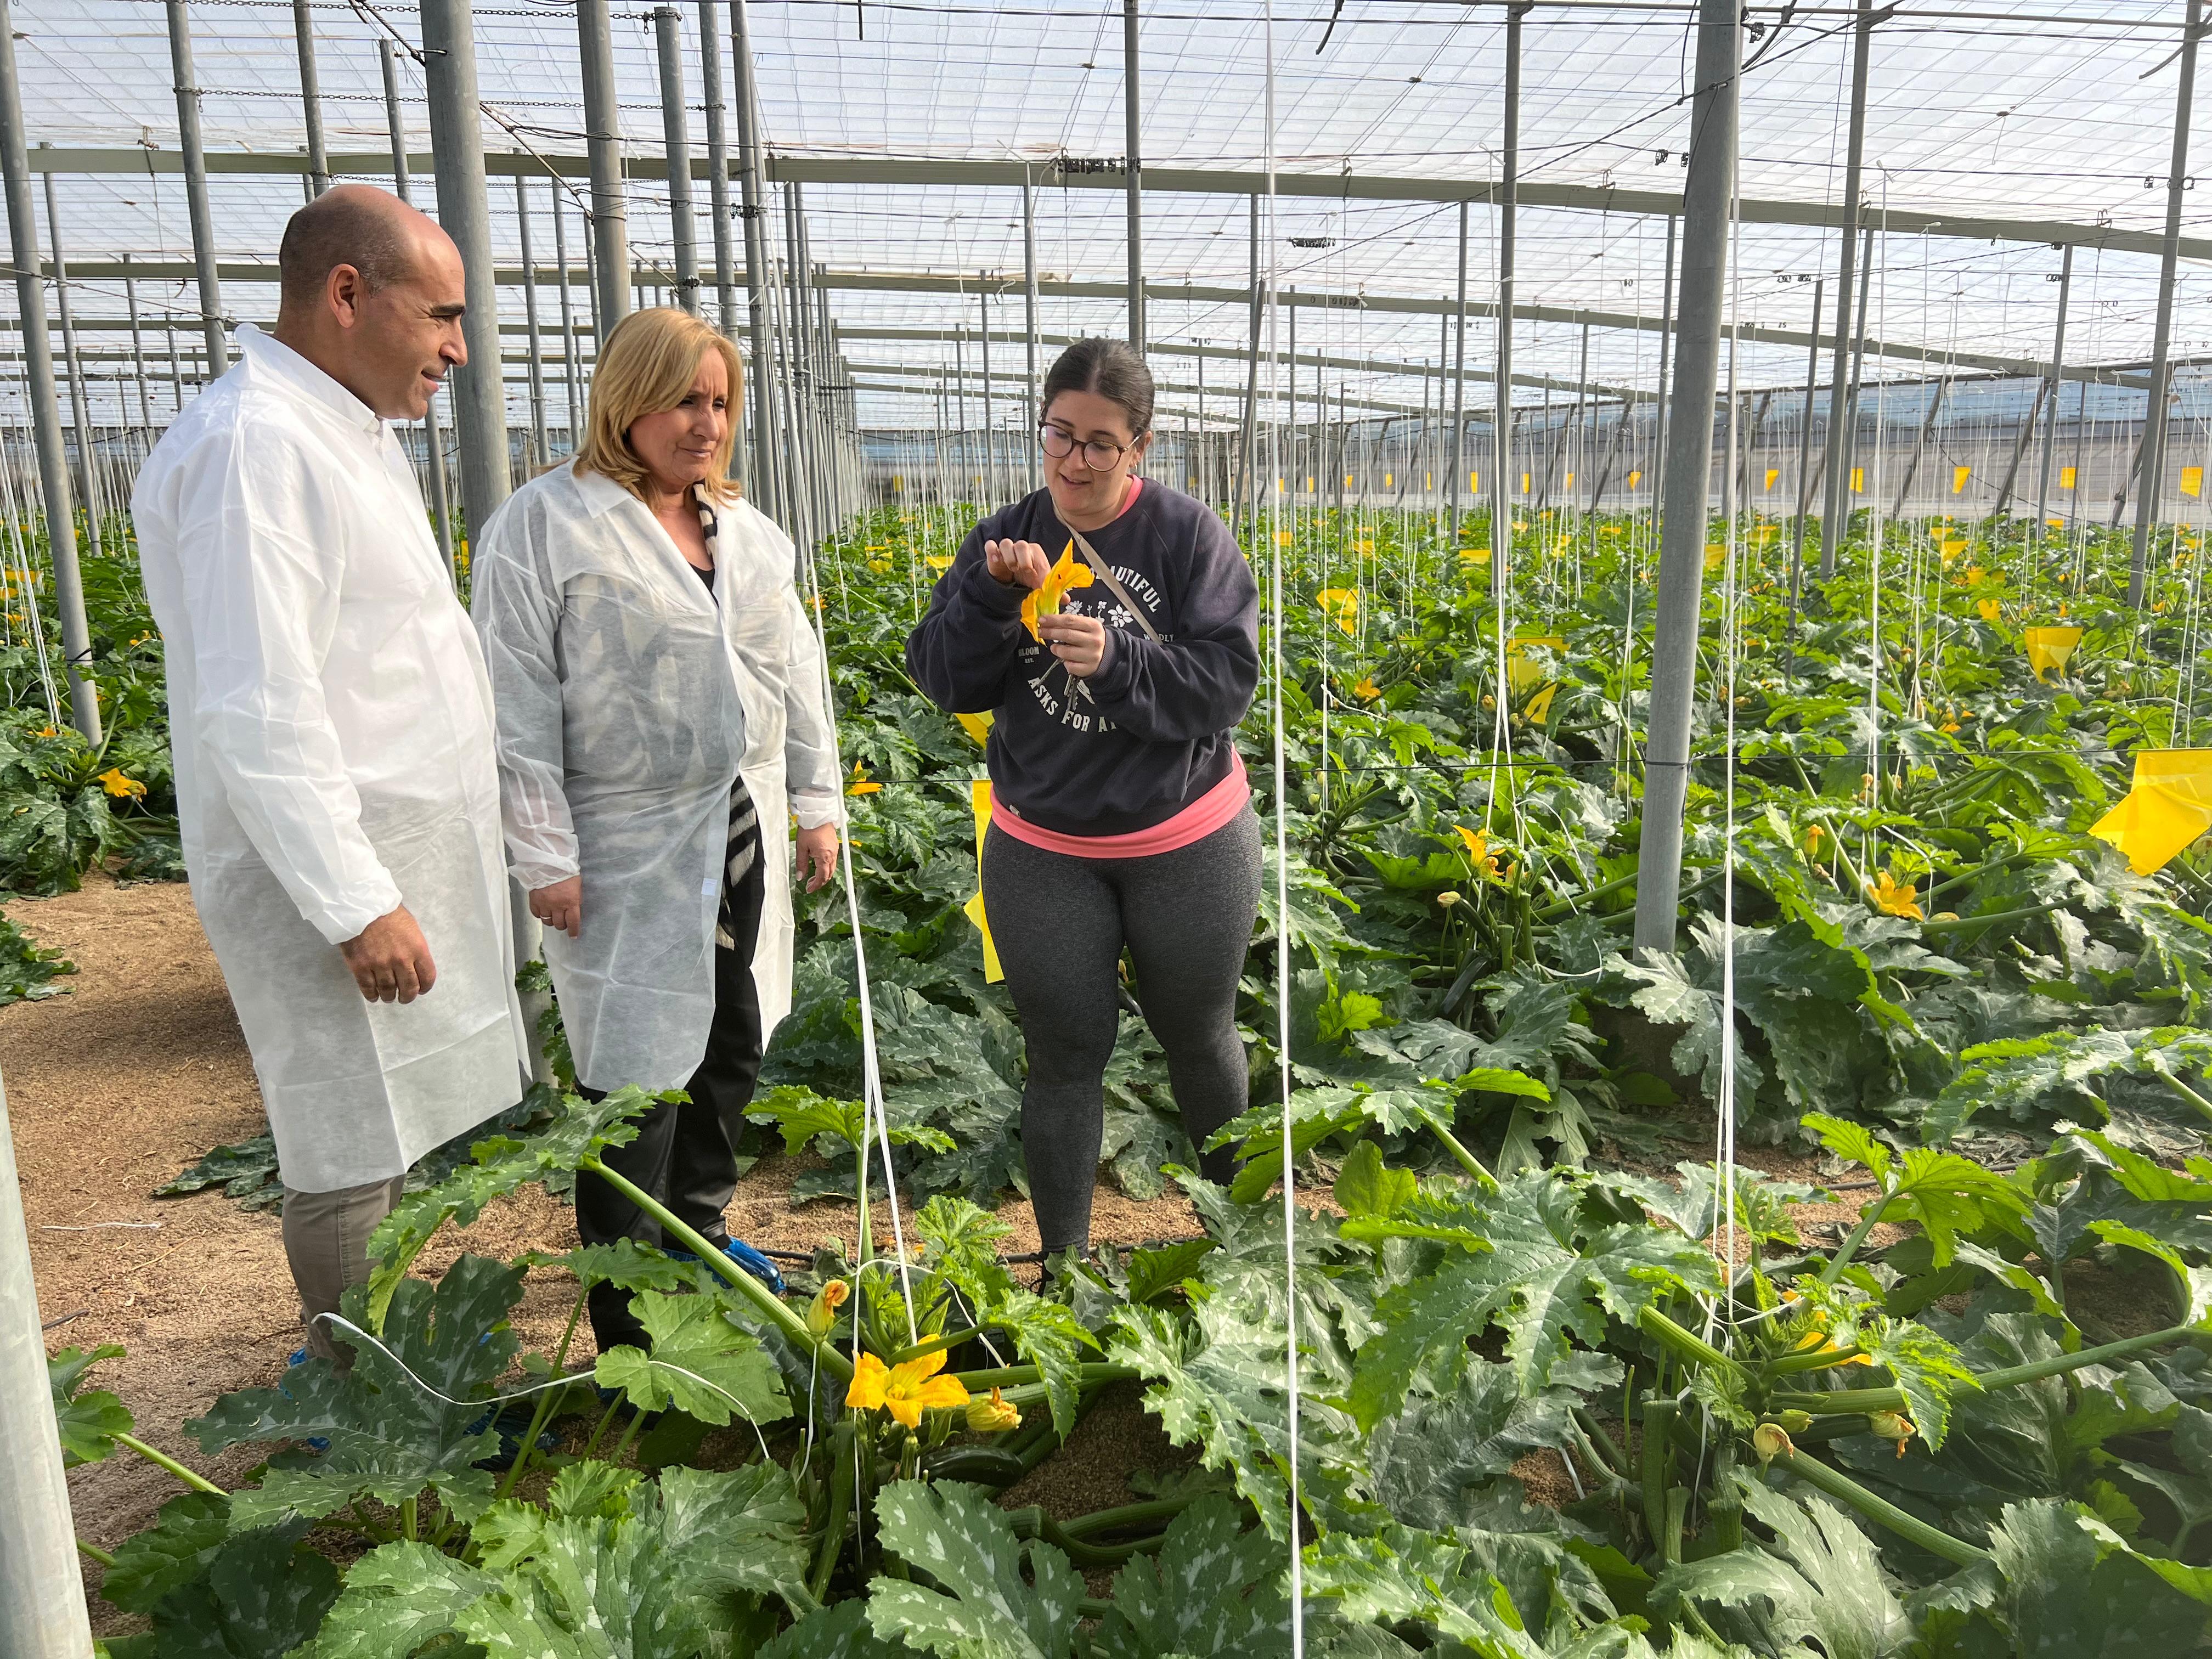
[4,874,1200,1629]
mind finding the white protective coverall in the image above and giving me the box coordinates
[469,461,839,1092]
[131,325,529,1193]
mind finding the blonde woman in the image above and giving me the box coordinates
[472,307,839,1354]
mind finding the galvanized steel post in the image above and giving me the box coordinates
[698,0,738,334]
[166,0,229,373]
[516,174,548,466]
[578,0,631,335]
[1633,0,1738,956]
[42,159,104,562]
[1817,0,1874,580]
[420,0,514,545]
[2131,0,2200,606]
[552,182,580,450]
[1489,4,1527,572]
[1122,0,1143,353]
[730,0,783,518]
[2030,245,2072,544]
[654,6,701,315]
[0,7,101,742]
[380,36,455,571]
[292,0,330,195]
[1024,167,1040,492]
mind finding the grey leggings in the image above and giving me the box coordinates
[981,810,1264,1253]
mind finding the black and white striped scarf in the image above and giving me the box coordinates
[696,493,760,951]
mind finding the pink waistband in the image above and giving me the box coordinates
[990,753,1250,859]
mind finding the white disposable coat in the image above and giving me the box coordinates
[470,462,838,1092]
[131,325,529,1193]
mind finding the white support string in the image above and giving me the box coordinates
[1260,7,1305,1648]
[789,520,920,1348]
[312,1313,776,1464]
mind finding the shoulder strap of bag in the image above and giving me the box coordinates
[1065,527,1165,645]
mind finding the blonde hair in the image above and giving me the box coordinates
[578,306,744,503]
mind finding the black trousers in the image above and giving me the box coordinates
[574,818,768,1355]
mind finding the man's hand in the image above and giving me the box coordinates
[338,905,437,1003]
[985,538,1051,590]
[529,875,582,940]
[1037,612,1108,679]
[795,824,840,893]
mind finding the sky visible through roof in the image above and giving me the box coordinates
[8,0,2210,428]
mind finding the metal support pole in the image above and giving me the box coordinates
[978,280,994,500]
[1123,0,1144,353]
[41,160,102,561]
[291,0,330,195]
[166,0,228,373]
[552,180,580,450]
[1449,198,1468,539]
[0,1064,94,1659]
[1839,226,1873,511]
[123,257,153,432]
[1024,168,1040,492]
[1817,0,1874,579]
[1990,377,2050,521]
[1633,0,1737,956]
[1651,213,1677,513]
[0,3,100,742]
[698,0,738,336]
[1234,194,1259,538]
[2031,244,2073,544]
[1889,373,1945,519]
[730,0,781,517]
[381,37,454,567]
[654,6,700,316]
[2132,0,2200,606]
[517,174,548,467]
[421,0,514,549]
[1489,5,1527,566]
[579,0,630,336]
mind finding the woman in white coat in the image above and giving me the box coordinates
[472,307,840,1355]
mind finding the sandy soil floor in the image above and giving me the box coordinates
[3,873,1203,1631]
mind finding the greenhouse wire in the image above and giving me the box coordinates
[1258,3,1305,1644]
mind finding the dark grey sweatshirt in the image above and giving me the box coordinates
[905,483,1260,837]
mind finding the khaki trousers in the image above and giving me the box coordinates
[281,1175,405,1365]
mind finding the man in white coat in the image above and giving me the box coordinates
[132,185,529,1362]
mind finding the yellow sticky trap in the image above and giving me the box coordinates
[963,780,1005,983]
[2185,466,2204,499]
[1764,468,1780,490]
[2023,625,2084,680]
[2061,466,2078,489]
[1316,587,1361,636]
[1852,467,1865,493]
[1952,465,1971,495]
[1020,543,1094,642]
[956,711,994,747]
[2092,751,2212,875]
[927,554,954,571]
[1627,470,1642,489]
[1705,544,1726,572]
[1506,636,1565,723]
[1521,472,1532,493]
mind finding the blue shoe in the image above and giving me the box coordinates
[284,1347,330,1452]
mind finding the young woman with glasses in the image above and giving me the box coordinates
[907,338,1261,1265]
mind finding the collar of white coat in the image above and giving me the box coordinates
[569,460,731,532]
[233,324,385,438]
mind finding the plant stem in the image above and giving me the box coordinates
[951,1363,1138,1391]
[1771,1447,1990,1566]
[489,1295,591,1508]
[115,1432,225,1497]
[579,1395,624,1462]
[1973,1323,2207,1390]
[77,1538,115,1567]
[2159,1071,2212,1126]
[581,1155,849,1380]
[1641,1398,1676,1551]
[1921,903,2063,936]
[1638,1307,1750,1385]
[1570,1405,1632,1477]
[809,1420,858,1602]
[893,1326,988,1364]
[1818,1191,1892,1286]
[1419,1109,1498,1190]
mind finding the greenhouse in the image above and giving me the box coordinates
[6,0,2212,1652]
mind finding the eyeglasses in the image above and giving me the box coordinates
[1039,423,1138,471]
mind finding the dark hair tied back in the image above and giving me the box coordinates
[1040,338,1154,439]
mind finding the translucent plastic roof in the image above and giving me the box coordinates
[10,0,2212,427]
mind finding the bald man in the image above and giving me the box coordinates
[132,185,529,1363]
